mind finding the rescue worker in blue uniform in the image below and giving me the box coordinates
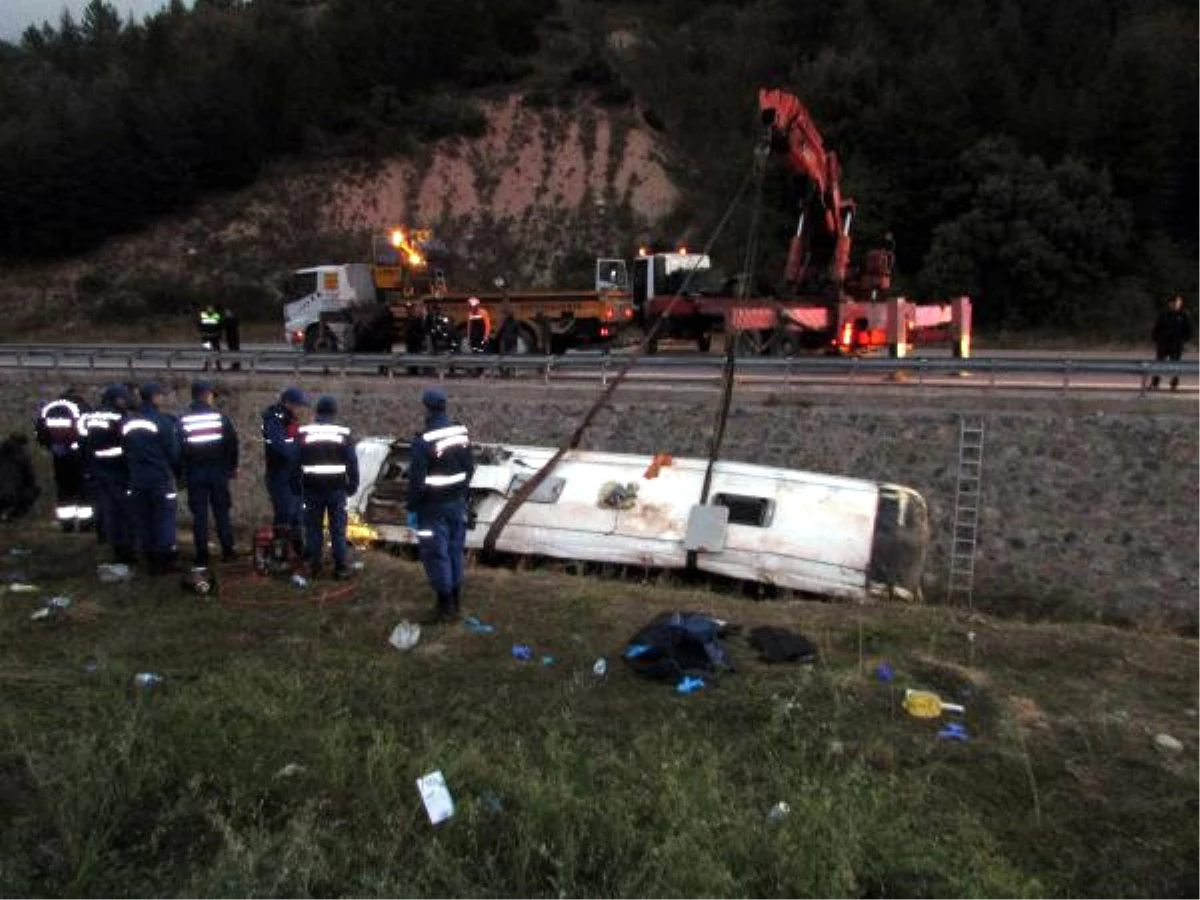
[407,386,475,622]
[35,388,94,532]
[262,386,308,559]
[177,380,239,567]
[298,395,358,580]
[80,384,134,563]
[121,382,180,575]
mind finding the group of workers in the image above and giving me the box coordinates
[15,380,475,623]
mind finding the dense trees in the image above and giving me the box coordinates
[0,0,1194,335]
[611,0,1197,332]
[0,0,552,255]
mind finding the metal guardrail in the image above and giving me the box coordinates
[0,344,1194,393]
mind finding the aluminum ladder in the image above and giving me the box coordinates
[946,416,985,607]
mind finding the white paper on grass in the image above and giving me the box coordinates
[416,770,454,825]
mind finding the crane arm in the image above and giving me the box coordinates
[758,88,854,291]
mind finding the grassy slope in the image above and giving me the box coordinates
[1,522,1196,898]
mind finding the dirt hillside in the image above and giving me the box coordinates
[0,94,680,339]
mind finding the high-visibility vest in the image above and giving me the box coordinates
[298,422,352,488]
[419,423,471,497]
[199,309,223,328]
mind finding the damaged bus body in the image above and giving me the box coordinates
[349,439,930,602]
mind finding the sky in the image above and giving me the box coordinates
[0,1,181,42]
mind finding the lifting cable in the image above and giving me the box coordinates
[699,135,770,507]
[481,161,763,558]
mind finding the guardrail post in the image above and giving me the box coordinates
[1062,358,1072,394]
[1138,361,1149,397]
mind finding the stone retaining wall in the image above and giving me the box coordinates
[3,372,1195,631]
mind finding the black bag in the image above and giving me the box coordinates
[623,611,736,680]
[748,626,817,664]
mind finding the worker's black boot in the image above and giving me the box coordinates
[449,585,462,619]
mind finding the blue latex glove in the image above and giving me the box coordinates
[406,511,419,529]
[676,676,706,695]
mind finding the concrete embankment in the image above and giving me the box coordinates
[3,373,1195,631]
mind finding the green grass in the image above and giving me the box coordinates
[1,525,1196,898]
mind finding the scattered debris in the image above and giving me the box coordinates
[181,567,215,595]
[388,621,421,651]
[132,672,164,692]
[540,655,557,667]
[291,573,309,590]
[1,571,30,583]
[766,801,791,823]
[464,615,496,635]
[511,644,533,662]
[676,675,705,695]
[82,658,99,675]
[96,563,131,584]
[903,688,965,719]
[592,657,608,677]
[1153,733,1184,754]
[623,611,736,681]
[416,769,455,825]
[4,582,39,594]
[30,596,71,620]
[274,763,307,779]
[8,548,31,557]
[642,452,674,479]
[598,480,639,509]
[748,626,817,664]
[937,722,970,742]
[874,661,895,682]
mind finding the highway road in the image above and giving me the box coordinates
[0,342,1195,396]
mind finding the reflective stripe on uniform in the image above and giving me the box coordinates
[422,424,469,457]
[302,464,347,475]
[425,472,467,487]
[55,506,77,520]
[44,417,74,428]
[94,447,123,458]
[122,419,158,435]
[40,399,80,419]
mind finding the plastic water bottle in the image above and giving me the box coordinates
[133,672,163,691]
[592,657,608,677]
[766,801,791,823]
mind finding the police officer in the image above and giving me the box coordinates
[298,395,359,580]
[121,383,180,575]
[178,381,239,567]
[198,303,223,351]
[1151,294,1193,391]
[407,386,474,621]
[262,386,308,559]
[35,388,93,532]
[80,384,134,563]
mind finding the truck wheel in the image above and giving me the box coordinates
[515,324,539,354]
[303,325,320,353]
[773,333,799,358]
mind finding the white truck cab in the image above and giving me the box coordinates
[282,263,376,350]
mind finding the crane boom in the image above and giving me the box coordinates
[758,87,854,291]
